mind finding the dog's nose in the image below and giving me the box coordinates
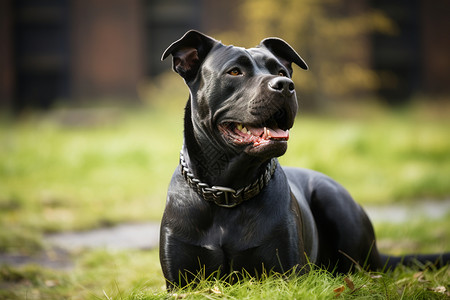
[268,77,295,96]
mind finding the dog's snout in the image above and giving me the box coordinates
[268,77,295,96]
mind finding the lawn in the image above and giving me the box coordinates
[0,90,449,298]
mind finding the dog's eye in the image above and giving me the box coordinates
[278,70,287,77]
[228,68,242,76]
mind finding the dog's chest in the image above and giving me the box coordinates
[192,206,294,256]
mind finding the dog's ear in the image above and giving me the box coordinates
[260,38,308,75]
[161,30,218,81]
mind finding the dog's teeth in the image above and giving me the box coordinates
[263,127,268,139]
[236,123,250,134]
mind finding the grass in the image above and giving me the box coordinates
[0,80,449,298]
[374,214,450,255]
[122,265,450,299]
[0,248,164,299]
[0,107,183,254]
[1,254,449,299]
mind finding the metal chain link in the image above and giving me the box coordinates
[179,151,277,208]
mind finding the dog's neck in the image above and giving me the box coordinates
[182,99,271,189]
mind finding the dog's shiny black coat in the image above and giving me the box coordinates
[159,30,449,289]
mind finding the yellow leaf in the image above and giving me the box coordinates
[333,285,345,297]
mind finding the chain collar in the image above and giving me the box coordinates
[179,151,277,208]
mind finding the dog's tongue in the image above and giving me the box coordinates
[247,126,289,140]
[268,128,290,139]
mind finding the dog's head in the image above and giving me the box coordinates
[162,30,307,160]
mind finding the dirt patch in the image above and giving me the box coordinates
[45,222,160,251]
[364,200,450,223]
[0,247,73,270]
[0,222,160,270]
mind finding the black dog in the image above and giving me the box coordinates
[159,30,449,288]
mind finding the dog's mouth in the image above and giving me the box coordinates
[220,122,289,145]
[219,111,291,150]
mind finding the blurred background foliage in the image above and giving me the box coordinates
[1,0,449,112]
[220,0,398,109]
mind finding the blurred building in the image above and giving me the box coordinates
[0,0,240,112]
[0,0,449,112]
[371,0,450,103]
